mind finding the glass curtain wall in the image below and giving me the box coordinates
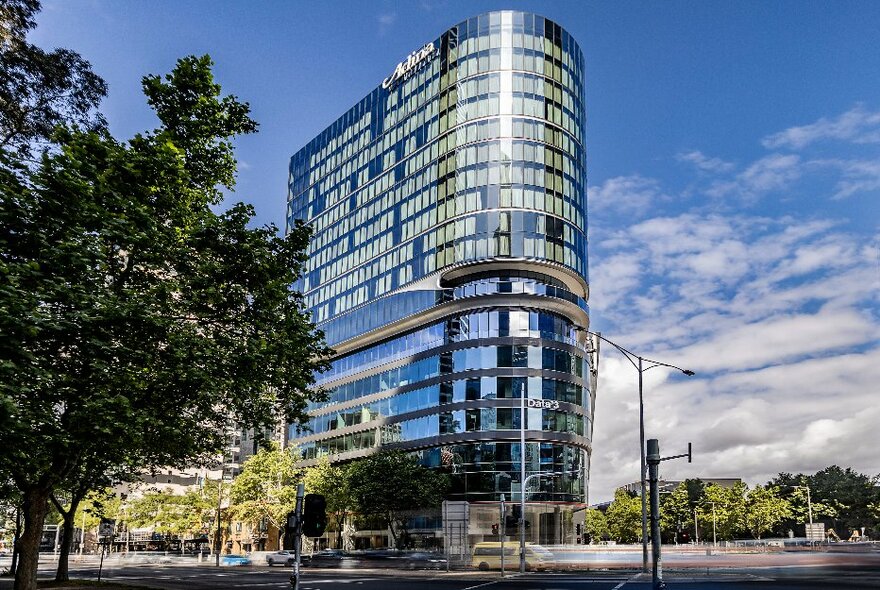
[287,11,592,506]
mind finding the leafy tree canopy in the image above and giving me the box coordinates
[582,508,609,543]
[0,0,106,156]
[604,488,642,544]
[229,442,302,534]
[743,485,791,540]
[347,451,449,548]
[304,455,354,546]
[769,465,880,537]
[0,40,329,590]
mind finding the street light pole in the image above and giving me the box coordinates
[579,329,694,573]
[519,470,579,575]
[638,355,648,568]
[215,477,223,566]
[500,494,505,577]
[794,485,814,541]
[519,383,527,574]
[707,501,717,547]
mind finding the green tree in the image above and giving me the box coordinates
[582,508,609,544]
[605,489,642,544]
[229,443,302,546]
[0,52,330,590]
[0,0,106,157]
[347,451,449,549]
[49,456,134,581]
[660,483,692,542]
[743,485,791,539]
[697,482,747,542]
[127,487,214,543]
[770,466,880,538]
[304,455,354,549]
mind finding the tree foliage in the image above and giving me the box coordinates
[347,451,449,549]
[697,482,747,542]
[605,489,642,544]
[769,466,880,538]
[660,483,691,540]
[582,508,609,543]
[0,35,329,590]
[127,487,215,540]
[0,0,106,156]
[743,485,791,539]
[229,443,302,538]
[304,455,354,548]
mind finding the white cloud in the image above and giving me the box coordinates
[675,307,877,372]
[587,106,880,501]
[588,175,666,215]
[707,154,801,200]
[813,158,880,199]
[377,12,397,35]
[762,105,880,150]
[676,150,735,173]
[588,208,879,501]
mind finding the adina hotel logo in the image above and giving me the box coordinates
[382,42,439,89]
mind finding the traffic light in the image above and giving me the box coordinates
[283,510,298,549]
[302,494,327,538]
[504,514,518,536]
[491,523,499,535]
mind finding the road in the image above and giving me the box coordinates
[2,550,880,589]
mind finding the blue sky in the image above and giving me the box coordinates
[34,1,879,502]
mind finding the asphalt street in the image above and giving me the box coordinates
[3,551,880,589]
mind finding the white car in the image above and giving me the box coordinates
[265,550,296,566]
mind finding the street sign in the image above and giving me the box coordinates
[98,518,115,538]
[805,522,825,541]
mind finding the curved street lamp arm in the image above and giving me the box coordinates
[581,329,695,376]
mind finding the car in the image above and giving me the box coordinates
[265,550,296,566]
[300,549,353,568]
[220,554,252,566]
[401,551,447,570]
[120,551,173,564]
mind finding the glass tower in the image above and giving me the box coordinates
[287,11,597,507]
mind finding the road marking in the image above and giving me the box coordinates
[611,572,642,589]
[462,579,507,590]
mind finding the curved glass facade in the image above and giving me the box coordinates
[287,11,596,507]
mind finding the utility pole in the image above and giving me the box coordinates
[215,477,224,566]
[500,494,505,577]
[290,483,305,590]
[519,383,526,574]
[647,439,692,590]
[708,501,717,547]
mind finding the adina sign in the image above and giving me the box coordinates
[382,42,438,89]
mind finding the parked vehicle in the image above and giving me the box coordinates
[471,542,553,571]
[265,550,296,566]
[220,554,252,566]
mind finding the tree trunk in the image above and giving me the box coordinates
[385,514,398,549]
[14,487,51,590]
[7,505,21,578]
[335,512,344,549]
[54,497,80,582]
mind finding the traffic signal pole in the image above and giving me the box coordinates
[647,439,692,590]
[290,483,304,590]
[500,494,505,577]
